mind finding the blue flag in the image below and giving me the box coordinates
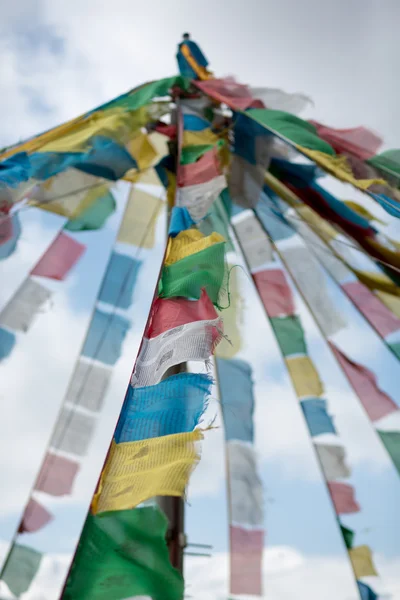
[216,358,255,443]
[99,252,142,309]
[300,398,336,437]
[82,309,130,365]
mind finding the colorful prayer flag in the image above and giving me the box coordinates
[178,147,221,187]
[315,443,351,480]
[349,545,378,578]
[0,278,51,332]
[309,121,382,160]
[2,544,42,597]
[270,315,307,357]
[252,268,295,317]
[50,407,96,457]
[216,358,255,442]
[117,188,162,250]
[35,452,80,496]
[82,309,131,366]
[378,430,400,476]
[0,327,16,361]
[31,232,85,280]
[228,441,263,527]
[19,498,53,533]
[230,526,263,596]
[300,398,336,437]
[99,252,142,309]
[327,481,360,514]
[64,360,112,413]
[64,186,116,231]
[165,230,225,266]
[286,356,324,398]
[341,525,354,549]
[176,175,227,221]
[342,281,400,337]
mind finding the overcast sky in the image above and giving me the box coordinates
[1,2,400,599]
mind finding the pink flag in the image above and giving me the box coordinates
[19,498,53,533]
[35,452,79,496]
[343,281,400,338]
[309,121,383,161]
[178,147,221,187]
[252,269,295,317]
[328,481,360,514]
[0,214,12,245]
[230,526,264,596]
[146,289,218,338]
[31,232,85,280]
[195,77,255,111]
[329,342,398,422]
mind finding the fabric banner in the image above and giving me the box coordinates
[327,481,360,514]
[216,358,255,442]
[126,132,158,170]
[0,278,51,332]
[19,498,53,533]
[329,342,398,422]
[146,289,217,338]
[234,212,273,269]
[378,431,400,475]
[256,191,294,242]
[34,452,79,496]
[300,398,336,437]
[376,290,400,319]
[349,545,378,578]
[230,525,263,596]
[117,188,162,249]
[64,507,183,600]
[270,315,307,357]
[176,175,227,221]
[341,525,354,549]
[158,241,226,305]
[195,77,255,110]
[65,186,116,232]
[131,317,222,388]
[253,268,295,318]
[65,360,112,413]
[199,196,235,253]
[31,232,85,280]
[115,373,212,442]
[280,244,346,338]
[227,441,263,527]
[296,204,338,243]
[309,121,382,161]
[82,309,131,366]
[178,147,221,187]
[165,230,224,266]
[0,212,21,260]
[99,252,142,309]
[92,431,202,514]
[342,281,400,337]
[50,407,96,457]
[0,327,16,361]
[183,114,210,131]
[315,443,351,480]
[286,356,324,398]
[2,544,42,597]
[250,87,312,114]
[358,581,378,600]
[168,206,195,237]
[215,263,243,359]
[183,129,218,147]
[228,155,266,209]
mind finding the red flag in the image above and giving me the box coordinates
[31,232,85,280]
[253,269,295,317]
[309,121,383,160]
[343,281,400,337]
[19,498,53,533]
[195,77,255,111]
[329,342,398,421]
[230,526,264,596]
[154,123,177,139]
[178,147,221,187]
[35,452,79,496]
[328,481,360,514]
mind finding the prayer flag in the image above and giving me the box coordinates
[0,327,16,361]
[234,211,273,269]
[82,309,131,366]
[2,544,42,597]
[230,526,263,596]
[250,87,313,114]
[300,398,336,437]
[349,545,378,578]
[165,230,225,266]
[117,188,162,249]
[256,191,294,242]
[358,581,378,600]
[215,264,243,359]
[198,196,235,253]
[19,498,53,533]
[341,525,354,550]
[315,443,351,480]
[228,441,263,527]
[65,187,116,231]
[286,356,324,398]
[31,232,85,280]
[180,143,215,165]
[99,252,142,309]
[253,268,295,318]
[64,507,183,600]
[178,147,221,187]
[309,121,382,160]
[115,373,212,442]
[376,290,400,319]
[327,482,360,514]
[0,212,21,260]
[0,278,51,332]
[329,343,398,422]
[126,132,158,170]
[270,316,307,357]
[65,360,112,413]
[168,206,195,237]
[35,452,79,496]
[228,155,265,209]
[378,430,400,476]
[216,358,255,443]
[195,77,255,110]
[50,407,96,457]
[92,431,202,514]
[368,149,400,179]
[176,175,227,221]
[342,281,400,337]
[183,114,210,131]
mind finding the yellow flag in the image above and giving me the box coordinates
[354,269,400,296]
[92,431,203,514]
[285,356,324,398]
[183,129,219,147]
[215,264,243,359]
[165,230,225,265]
[349,545,378,578]
[376,290,400,318]
[127,132,158,170]
[117,187,163,249]
[298,148,386,191]
[343,201,386,225]
[167,171,176,209]
[129,167,162,186]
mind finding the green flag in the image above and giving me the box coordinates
[2,544,42,597]
[378,430,400,475]
[389,341,400,360]
[246,109,335,155]
[341,525,354,549]
[106,76,191,112]
[65,190,116,232]
[180,143,215,165]
[270,315,307,357]
[199,197,234,253]
[367,149,400,179]
[64,506,183,600]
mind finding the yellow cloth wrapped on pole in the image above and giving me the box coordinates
[165,230,225,265]
[298,147,386,191]
[285,355,324,398]
[92,430,203,514]
[117,187,162,249]
[349,545,378,578]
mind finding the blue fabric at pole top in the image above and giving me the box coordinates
[357,581,377,600]
[114,372,213,442]
[183,114,210,132]
[169,207,195,237]
[82,308,131,365]
[300,398,336,437]
[216,357,255,443]
[256,189,294,241]
[0,327,16,361]
[99,252,142,310]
